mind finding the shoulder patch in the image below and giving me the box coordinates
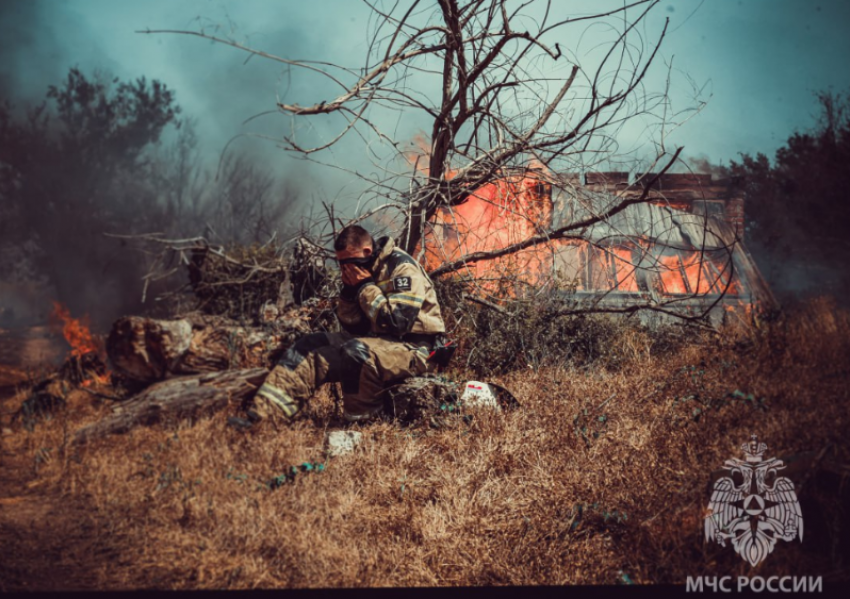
[393,276,413,291]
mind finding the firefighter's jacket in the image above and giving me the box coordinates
[336,237,446,339]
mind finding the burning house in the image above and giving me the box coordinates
[420,170,775,324]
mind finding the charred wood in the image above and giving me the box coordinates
[72,367,269,444]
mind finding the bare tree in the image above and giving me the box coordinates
[140,1,768,324]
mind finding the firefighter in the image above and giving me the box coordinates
[246,225,447,424]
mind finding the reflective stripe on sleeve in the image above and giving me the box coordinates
[256,383,300,418]
[389,293,424,309]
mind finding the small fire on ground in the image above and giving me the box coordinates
[49,301,111,387]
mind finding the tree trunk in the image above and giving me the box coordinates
[106,316,193,382]
[72,367,268,444]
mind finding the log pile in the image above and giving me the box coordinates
[9,238,339,442]
[105,308,321,385]
[76,299,334,441]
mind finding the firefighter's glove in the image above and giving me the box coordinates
[340,278,375,301]
[341,264,373,287]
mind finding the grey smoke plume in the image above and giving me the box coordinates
[0,2,332,330]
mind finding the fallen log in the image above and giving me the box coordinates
[72,367,269,444]
[106,314,311,384]
[106,316,193,382]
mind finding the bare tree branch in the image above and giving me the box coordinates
[140,2,738,325]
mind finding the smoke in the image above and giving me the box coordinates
[0,1,347,178]
[146,22,316,168]
[686,154,730,180]
[0,2,57,103]
[0,1,120,109]
[0,2,348,333]
[678,152,850,305]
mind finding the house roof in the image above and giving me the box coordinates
[554,190,739,251]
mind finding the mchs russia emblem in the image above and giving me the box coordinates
[705,435,803,567]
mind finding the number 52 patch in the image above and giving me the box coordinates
[393,276,412,291]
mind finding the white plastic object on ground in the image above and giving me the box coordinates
[459,381,501,410]
[325,430,363,456]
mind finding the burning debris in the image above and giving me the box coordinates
[8,303,115,430]
[50,301,112,388]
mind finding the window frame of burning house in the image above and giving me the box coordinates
[579,243,644,294]
[554,239,743,302]
[652,248,742,297]
[701,249,741,296]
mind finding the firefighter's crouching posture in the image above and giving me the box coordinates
[247,225,447,423]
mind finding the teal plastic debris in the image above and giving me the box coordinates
[267,461,326,490]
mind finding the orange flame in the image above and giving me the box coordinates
[658,253,741,296]
[51,301,99,358]
[417,169,556,296]
[50,301,111,386]
[404,133,459,180]
[407,132,555,295]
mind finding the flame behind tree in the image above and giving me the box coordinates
[417,167,556,295]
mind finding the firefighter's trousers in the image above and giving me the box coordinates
[250,332,434,422]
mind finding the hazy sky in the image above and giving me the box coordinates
[2,0,849,202]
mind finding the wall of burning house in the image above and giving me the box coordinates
[579,172,746,236]
[419,169,773,320]
[419,171,557,294]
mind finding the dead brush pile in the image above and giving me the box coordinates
[433,277,701,375]
[151,238,331,323]
[185,244,288,320]
[1,296,848,589]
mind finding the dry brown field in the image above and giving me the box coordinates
[0,297,848,589]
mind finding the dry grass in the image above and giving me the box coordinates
[1,296,848,589]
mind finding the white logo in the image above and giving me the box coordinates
[705,435,803,567]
